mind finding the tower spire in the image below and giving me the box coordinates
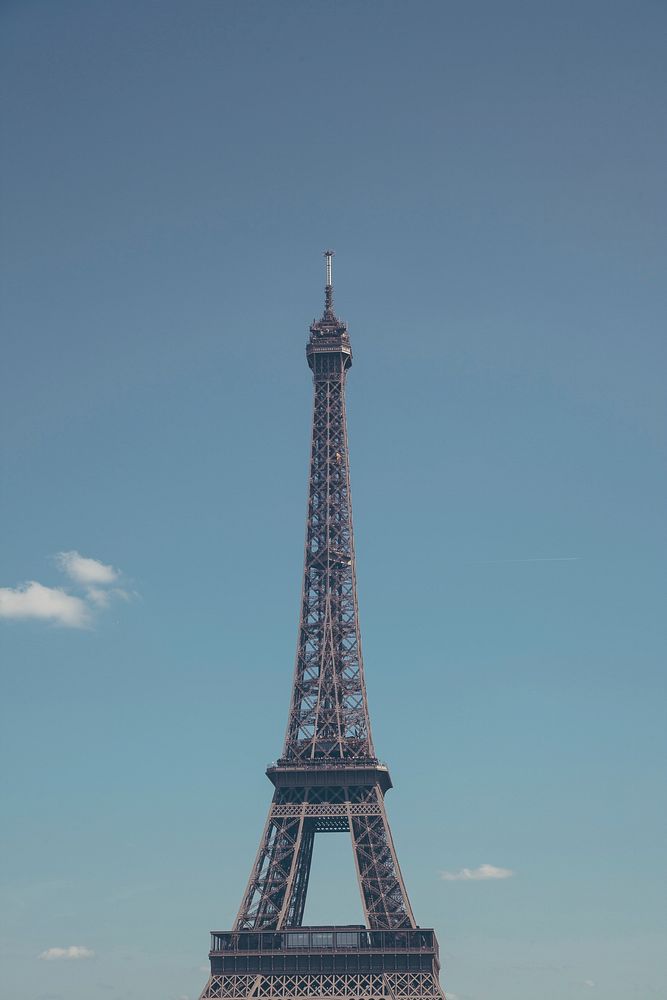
[311,249,347,339]
[324,248,334,315]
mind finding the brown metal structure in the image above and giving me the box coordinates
[199,253,445,1000]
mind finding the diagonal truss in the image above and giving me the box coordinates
[201,972,443,999]
[283,364,373,763]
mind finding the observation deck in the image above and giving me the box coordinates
[267,760,393,794]
[209,926,441,977]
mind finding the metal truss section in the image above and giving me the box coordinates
[235,804,309,930]
[271,803,381,818]
[200,972,444,1000]
[349,787,415,930]
[282,291,373,764]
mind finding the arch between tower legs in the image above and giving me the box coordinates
[233,781,415,934]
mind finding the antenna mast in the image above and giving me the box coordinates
[324,249,334,313]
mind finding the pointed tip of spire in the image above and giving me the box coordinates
[323,250,334,312]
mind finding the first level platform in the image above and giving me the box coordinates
[199,926,445,1000]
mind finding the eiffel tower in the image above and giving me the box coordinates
[199,253,446,1000]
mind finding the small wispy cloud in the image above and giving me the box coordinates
[439,863,514,881]
[86,587,112,608]
[55,551,118,586]
[0,582,90,628]
[584,981,595,988]
[39,945,94,961]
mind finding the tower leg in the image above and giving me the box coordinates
[235,806,306,930]
[349,787,416,930]
[235,797,318,930]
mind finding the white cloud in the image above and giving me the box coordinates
[439,863,514,881]
[1,552,132,629]
[56,551,118,586]
[39,945,94,961]
[0,582,90,628]
[584,981,595,988]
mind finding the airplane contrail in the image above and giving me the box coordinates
[470,556,581,564]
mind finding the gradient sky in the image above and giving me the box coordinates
[1,3,666,1000]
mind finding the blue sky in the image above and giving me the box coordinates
[1,2,665,999]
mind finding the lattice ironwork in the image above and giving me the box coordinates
[201,973,442,999]
[283,329,371,765]
[197,254,445,1000]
